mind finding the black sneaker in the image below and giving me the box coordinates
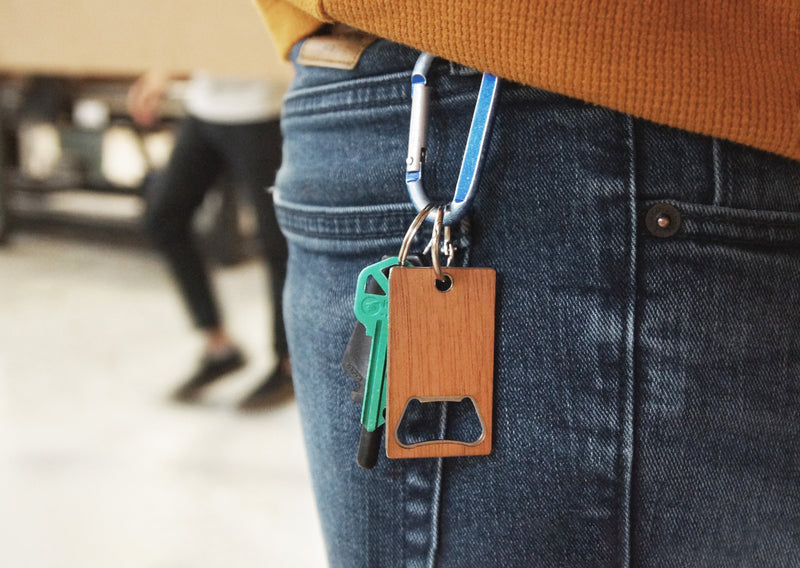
[236,368,293,411]
[171,348,246,403]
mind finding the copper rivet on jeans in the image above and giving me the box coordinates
[645,203,681,238]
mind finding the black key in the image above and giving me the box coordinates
[342,254,424,470]
[342,255,423,403]
[342,321,372,404]
[356,425,383,470]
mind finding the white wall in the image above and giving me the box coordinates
[0,0,293,81]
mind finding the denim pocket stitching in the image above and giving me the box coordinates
[283,73,409,120]
[274,193,420,253]
[641,199,800,246]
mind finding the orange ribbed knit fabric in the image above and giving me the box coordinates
[254,0,800,162]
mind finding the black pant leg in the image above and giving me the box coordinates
[144,117,225,330]
[215,119,289,357]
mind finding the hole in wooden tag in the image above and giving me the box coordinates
[395,397,485,446]
[434,274,453,292]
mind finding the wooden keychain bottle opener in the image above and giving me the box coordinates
[385,53,501,459]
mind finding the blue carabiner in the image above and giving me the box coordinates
[405,53,501,225]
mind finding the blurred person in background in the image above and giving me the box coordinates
[127,70,291,410]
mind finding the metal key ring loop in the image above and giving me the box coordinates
[398,203,436,265]
[405,53,501,225]
[429,206,445,281]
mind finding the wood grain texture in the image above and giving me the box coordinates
[386,267,495,459]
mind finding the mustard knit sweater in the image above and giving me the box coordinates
[254,0,800,162]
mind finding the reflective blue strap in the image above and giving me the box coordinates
[450,73,500,222]
[404,53,501,225]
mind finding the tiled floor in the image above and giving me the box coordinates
[0,230,326,567]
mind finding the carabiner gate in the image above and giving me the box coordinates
[405,53,500,225]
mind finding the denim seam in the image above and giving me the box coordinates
[283,88,502,122]
[274,195,415,215]
[688,214,800,228]
[280,227,413,241]
[278,210,413,223]
[402,462,436,568]
[426,409,448,568]
[680,224,800,243]
[283,75,505,122]
[712,139,723,206]
[282,100,410,122]
[426,464,443,568]
[638,200,800,227]
[621,114,637,568]
[275,208,417,241]
[638,202,800,247]
[285,70,411,102]
[648,233,800,249]
[401,475,407,567]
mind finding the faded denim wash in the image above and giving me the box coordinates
[275,39,800,568]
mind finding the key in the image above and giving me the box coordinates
[354,256,398,431]
[343,255,423,404]
[345,255,422,469]
[342,321,372,404]
[351,256,397,469]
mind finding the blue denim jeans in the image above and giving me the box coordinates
[276,39,800,568]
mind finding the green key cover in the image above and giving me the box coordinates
[353,256,400,431]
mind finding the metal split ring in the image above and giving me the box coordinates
[398,203,436,265]
[429,206,445,281]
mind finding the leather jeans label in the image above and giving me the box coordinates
[297,27,377,70]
